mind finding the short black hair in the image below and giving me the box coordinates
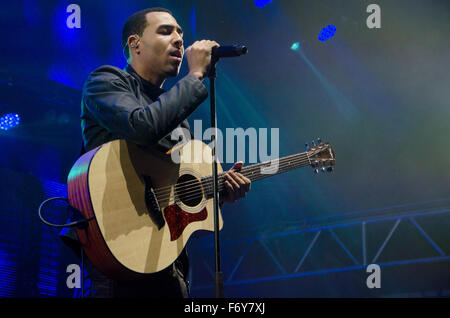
[122,7,173,59]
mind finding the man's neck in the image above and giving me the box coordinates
[130,60,165,88]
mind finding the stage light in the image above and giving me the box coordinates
[0,113,20,131]
[290,42,300,51]
[318,25,337,42]
[190,5,197,39]
[254,0,273,8]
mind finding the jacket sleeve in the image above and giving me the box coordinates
[82,67,208,146]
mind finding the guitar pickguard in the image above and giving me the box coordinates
[163,204,207,241]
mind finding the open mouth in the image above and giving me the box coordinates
[169,50,182,62]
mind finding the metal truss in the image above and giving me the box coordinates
[190,198,450,290]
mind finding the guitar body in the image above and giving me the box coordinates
[67,139,223,280]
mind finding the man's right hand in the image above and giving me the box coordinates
[185,40,220,80]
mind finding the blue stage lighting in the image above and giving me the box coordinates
[318,25,337,42]
[254,0,273,8]
[0,113,20,131]
[190,5,197,39]
[290,42,300,51]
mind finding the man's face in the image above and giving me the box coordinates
[138,11,184,79]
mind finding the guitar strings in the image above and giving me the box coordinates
[153,154,310,201]
[152,153,308,198]
[156,161,309,206]
[159,157,312,204]
[153,156,311,204]
[153,152,309,197]
[156,158,310,204]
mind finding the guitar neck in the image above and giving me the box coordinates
[240,152,311,182]
[202,152,311,197]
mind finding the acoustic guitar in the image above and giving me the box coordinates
[67,138,335,280]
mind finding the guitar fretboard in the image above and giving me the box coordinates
[201,152,311,198]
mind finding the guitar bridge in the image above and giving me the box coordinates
[143,176,165,230]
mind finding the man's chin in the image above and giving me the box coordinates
[164,63,181,78]
[165,68,180,78]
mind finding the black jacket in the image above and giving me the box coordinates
[81,64,207,152]
[60,64,208,272]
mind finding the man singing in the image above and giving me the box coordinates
[60,7,251,297]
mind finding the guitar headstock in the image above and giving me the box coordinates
[305,138,336,173]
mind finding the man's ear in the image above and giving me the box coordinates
[128,34,140,49]
[127,35,141,60]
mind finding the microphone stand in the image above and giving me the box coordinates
[207,45,247,298]
[208,55,224,298]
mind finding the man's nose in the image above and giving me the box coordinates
[173,33,183,49]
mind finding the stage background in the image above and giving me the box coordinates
[0,0,449,297]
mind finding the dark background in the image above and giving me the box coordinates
[0,0,449,297]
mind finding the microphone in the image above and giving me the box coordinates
[212,45,248,58]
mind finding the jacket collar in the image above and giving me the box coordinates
[125,64,166,99]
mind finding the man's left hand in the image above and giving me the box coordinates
[220,161,251,204]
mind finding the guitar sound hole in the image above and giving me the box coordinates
[175,174,203,207]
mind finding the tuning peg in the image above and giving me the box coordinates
[311,139,316,146]
[314,168,319,174]
[317,137,322,145]
[321,167,326,172]
[305,142,309,151]
[327,166,333,172]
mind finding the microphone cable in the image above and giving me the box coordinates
[38,196,94,298]
[38,197,93,228]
